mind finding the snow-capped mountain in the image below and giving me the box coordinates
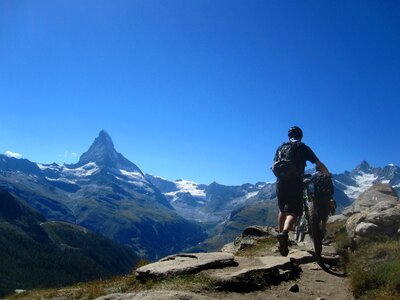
[149,160,400,224]
[146,174,270,223]
[73,130,143,173]
[0,131,206,259]
[333,160,400,201]
[145,175,213,222]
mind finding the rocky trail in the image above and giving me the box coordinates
[98,226,353,300]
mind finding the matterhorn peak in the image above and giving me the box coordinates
[97,129,114,145]
[74,130,142,173]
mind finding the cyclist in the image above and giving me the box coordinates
[273,126,330,256]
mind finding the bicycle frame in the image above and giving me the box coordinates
[294,196,309,242]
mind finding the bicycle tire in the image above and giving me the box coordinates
[294,225,300,241]
[299,226,306,242]
[295,218,306,242]
[308,200,323,262]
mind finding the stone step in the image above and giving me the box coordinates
[136,252,237,281]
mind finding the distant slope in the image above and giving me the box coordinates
[0,189,138,298]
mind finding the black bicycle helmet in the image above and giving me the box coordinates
[288,126,303,140]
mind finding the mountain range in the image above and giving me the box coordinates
[147,160,400,250]
[0,130,206,260]
[1,131,399,256]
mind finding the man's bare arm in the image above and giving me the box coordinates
[315,161,330,176]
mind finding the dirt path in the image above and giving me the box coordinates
[203,235,354,300]
[229,262,352,300]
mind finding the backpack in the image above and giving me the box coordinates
[311,171,334,197]
[272,142,301,179]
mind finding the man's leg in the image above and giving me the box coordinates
[278,211,286,233]
[277,212,296,257]
[283,213,296,233]
[278,212,296,233]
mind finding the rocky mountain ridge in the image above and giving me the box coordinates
[149,160,400,219]
[334,160,400,200]
[0,131,206,260]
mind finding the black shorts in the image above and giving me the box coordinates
[276,178,304,217]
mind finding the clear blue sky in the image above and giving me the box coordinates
[1,0,399,185]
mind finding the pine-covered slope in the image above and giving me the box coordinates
[0,189,138,298]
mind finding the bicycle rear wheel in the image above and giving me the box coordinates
[308,200,323,262]
[295,216,306,242]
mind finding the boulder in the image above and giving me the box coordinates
[242,225,277,237]
[344,184,398,215]
[355,222,380,237]
[345,213,364,238]
[365,205,400,231]
[136,252,237,281]
[327,214,347,224]
[344,184,400,240]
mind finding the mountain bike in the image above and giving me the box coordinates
[294,174,323,262]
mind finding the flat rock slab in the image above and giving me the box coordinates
[205,250,314,288]
[136,252,237,281]
[96,290,213,300]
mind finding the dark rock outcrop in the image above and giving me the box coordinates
[221,226,277,253]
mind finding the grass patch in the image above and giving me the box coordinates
[325,219,350,265]
[326,219,400,298]
[6,267,217,299]
[326,219,347,247]
[347,236,400,299]
[150,274,217,292]
[6,273,137,300]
